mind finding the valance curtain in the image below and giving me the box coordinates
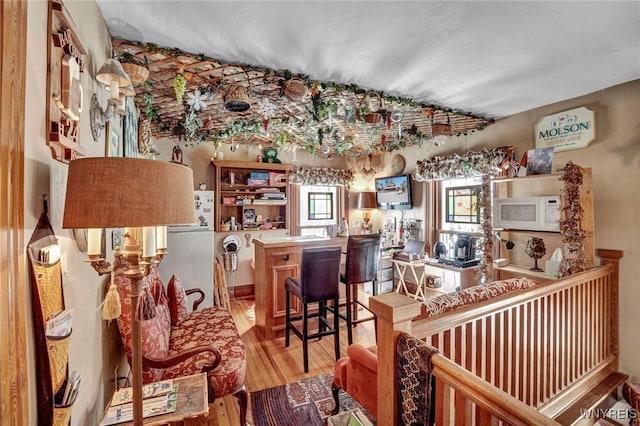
[288,167,355,187]
[413,146,512,182]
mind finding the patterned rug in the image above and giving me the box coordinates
[251,373,375,425]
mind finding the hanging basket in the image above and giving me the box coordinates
[430,113,452,145]
[283,77,307,101]
[223,67,252,112]
[122,62,149,84]
[358,92,384,124]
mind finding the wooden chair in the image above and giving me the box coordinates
[214,256,231,310]
[285,246,342,373]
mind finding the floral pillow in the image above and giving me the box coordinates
[167,274,188,326]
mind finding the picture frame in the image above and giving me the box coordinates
[123,97,139,158]
[527,147,554,175]
[385,217,396,233]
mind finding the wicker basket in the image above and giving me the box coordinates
[359,92,384,124]
[53,404,73,426]
[47,333,72,393]
[284,78,306,101]
[431,122,452,137]
[121,62,149,84]
[223,68,252,112]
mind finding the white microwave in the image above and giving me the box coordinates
[493,196,561,232]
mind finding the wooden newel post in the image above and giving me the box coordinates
[369,293,423,426]
[596,248,623,370]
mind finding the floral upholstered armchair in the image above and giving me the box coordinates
[112,254,249,425]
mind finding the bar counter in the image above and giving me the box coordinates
[253,236,348,340]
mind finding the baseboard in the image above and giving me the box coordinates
[232,283,254,299]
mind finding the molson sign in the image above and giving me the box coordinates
[535,107,595,152]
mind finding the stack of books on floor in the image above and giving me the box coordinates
[100,379,178,425]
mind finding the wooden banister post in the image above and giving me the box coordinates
[369,293,423,426]
[596,248,623,369]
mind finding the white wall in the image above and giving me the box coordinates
[24,2,124,424]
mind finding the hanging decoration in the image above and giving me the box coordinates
[558,161,587,276]
[257,98,277,131]
[413,146,513,181]
[186,89,212,112]
[173,67,188,103]
[289,167,355,187]
[476,175,493,284]
[114,40,494,157]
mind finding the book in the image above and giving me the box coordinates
[347,409,374,426]
[46,308,73,337]
[110,379,174,406]
[101,384,178,425]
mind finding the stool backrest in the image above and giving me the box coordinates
[344,234,381,285]
[300,246,342,302]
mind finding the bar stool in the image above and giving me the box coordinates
[339,234,381,345]
[285,246,342,373]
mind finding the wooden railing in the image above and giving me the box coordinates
[370,249,622,426]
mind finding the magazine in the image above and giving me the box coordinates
[110,379,174,406]
[45,308,73,337]
[347,409,374,426]
[101,384,178,425]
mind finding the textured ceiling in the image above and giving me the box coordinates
[96,1,640,155]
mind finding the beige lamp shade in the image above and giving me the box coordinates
[357,191,377,210]
[63,157,197,229]
[107,80,136,97]
[96,58,131,88]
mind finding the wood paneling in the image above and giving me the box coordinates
[0,0,28,424]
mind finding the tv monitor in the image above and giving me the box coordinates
[375,174,413,210]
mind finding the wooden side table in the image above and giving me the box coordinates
[102,373,209,426]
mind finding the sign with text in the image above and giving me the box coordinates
[535,107,595,152]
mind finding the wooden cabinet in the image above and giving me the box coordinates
[211,160,291,233]
[253,237,348,340]
[491,167,594,280]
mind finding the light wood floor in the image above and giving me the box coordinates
[207,296,377,426]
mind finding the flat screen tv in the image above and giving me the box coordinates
[375,174,413,210]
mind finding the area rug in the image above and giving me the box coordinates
[251,373,375,425]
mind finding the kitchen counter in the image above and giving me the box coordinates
[253,236,348,340]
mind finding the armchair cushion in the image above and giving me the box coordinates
[334,344,378,417]
[114,263,171,382]
[167,274,188,326]
[161,307,246,398]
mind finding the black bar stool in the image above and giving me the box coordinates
[338,234,381,345]
[285,246,342,373]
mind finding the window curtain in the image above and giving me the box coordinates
[289,184,301,236]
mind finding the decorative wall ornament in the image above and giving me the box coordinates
[413,146,512,181]
[558,162,587,276]
[47,0,88,162]
[289,167,355,187]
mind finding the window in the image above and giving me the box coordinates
[308,192,334,220]
[297,185,339,237]
[440,177,482,233]
[446,185,480,224]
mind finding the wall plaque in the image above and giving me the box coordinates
[47,0,87,163]
[535,107,595,152]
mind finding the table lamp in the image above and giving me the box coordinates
[357,191,376,234]
[63,157,196,426]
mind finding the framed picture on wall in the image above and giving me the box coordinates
[123,97,139,158]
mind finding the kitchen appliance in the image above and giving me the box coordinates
[159,190,215,307]
[493,196,561,232]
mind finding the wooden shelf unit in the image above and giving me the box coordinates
[211,160,292,233]
[492,167,595,276]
